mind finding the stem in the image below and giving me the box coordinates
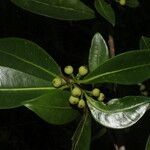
[108,34,115,57]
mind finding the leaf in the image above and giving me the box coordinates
[11,0,95,20]
[86,95,150,129]
[145,135,150,150]
[126,0,139,8]
[24,90,79,125]
[71,109,91,150]
[140,36,150,49]
[0,66,54,109]
[81,50,150,85]
[95,0,115,26]
[0,37,60,81]
[89,33,109,72]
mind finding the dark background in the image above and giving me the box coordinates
[0,0,150,149]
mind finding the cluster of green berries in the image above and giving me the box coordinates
[69,86,86,109]
[92,88,105,101]
[52,65,105,110]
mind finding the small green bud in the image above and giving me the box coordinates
[64,66,73,75]
[98,93,105,101]
[69,96,79,105]
[78,66,88,76]
[52,77,62,88]
[78,99,85,108]
[72,87,82,97]
[92,88,100,97]
[139,84,146,91]
[119,0,126,5]
[141,91,148,96]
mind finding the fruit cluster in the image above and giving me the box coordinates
[52,65,105,109]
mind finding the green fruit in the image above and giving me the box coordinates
[141,91,148,96]
[78,99,85,108]
[64,66,73,75]
[72,87,82,97]
[92,88,100,97]
[69,96,79,105]
[140,84,146,91]
[119,0,126,5]
[52,77,62,88]
[98,93,105,101]
[78,66,88,76]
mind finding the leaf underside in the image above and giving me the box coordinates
[87,95,150,129]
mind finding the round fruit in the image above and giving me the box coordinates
[98,93,105,101]
[72,87,82,97]
[78,66,88,76]
[64,66,73,75]
[139,84,146,91]
[78,99,85,108]
[52,77,62,88]
[92,88,100,97]
[69,96,79,105]
[119,0,126,5]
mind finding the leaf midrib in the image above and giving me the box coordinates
[81,63,150,83]
[88,100,149,113]
[0,50,56,77]
[30,0,93,15]
[0,87,55,92]
[72,111,89,150]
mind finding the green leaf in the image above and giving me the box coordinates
[0,66,54,109]
[81,50,150,85]
[71,109,91,150]
[140,36,150,49]
[145,135,150,150]
[0,38,60,81]
[86,95,150,129]
[11,0,95,20]
[126,0,139,8]
[89,33,109,72]
[24,90,79,125]
[95,0,115,26]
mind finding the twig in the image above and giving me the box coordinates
[108,34,115,57]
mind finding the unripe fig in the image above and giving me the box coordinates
[72,87,82,97]
[140,84,146,91]
[92,88,100,97]
[98,93,105,101]
[78,66,88,76]
[69,96,79,105]
[78,99,85,108]
[119,0,126,5]
[52,77,62,88]
[64,66,73,75]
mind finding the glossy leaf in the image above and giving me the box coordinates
[86,95,150,129]
[126,0,139,7]
[0,37,60,81]
[11,0,95,20]
[89,33,109,72]
[140,36,150,49]
[24,90,79,125]
[0,66,54,109]
[71,109,91,150]
[81,50,150,85]
[145,135,150,150]
[95,0,115,26]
